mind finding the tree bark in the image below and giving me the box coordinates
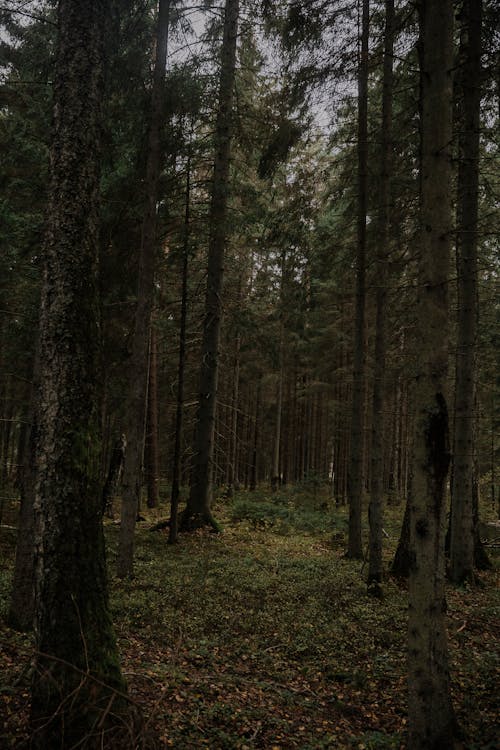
[227,329,241,497]
[102,434,126,519]
[182,0,239,530]
[30,1,130,744]
[169,148,191,543]
[407,1,457,747]
[449,0,483,585]
[347,0,369,559]
[368,0,394,596]
[117,0,170,577]
[145,325,160,509]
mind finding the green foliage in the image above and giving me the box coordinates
[1,493,499,747]
[230,487,346,535]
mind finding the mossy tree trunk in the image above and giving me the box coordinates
[182,0,239,531]
[31,1,130,746]
[407,1,457,747]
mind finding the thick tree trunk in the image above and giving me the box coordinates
[182,0,239,530]
[407,1,457,747]
[449,0,484,585]
[30,1,130,745]
[347,0,369,559]
[368,0,394,596]
[117,0,169,577]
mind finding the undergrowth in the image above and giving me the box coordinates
[0,488,498,748]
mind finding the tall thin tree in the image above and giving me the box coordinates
[367,0,394,596]
[169,145,191,544]
[117,0,170,577]
[181,0,240,529]
[347,0,369,559]
[449,0,483,584]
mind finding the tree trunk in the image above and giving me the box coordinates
[169,149,191,544]
[249,379,261,492]
[182,0,239,530]
[368,0,394,596]
[227,330,241,497]
[117,0,170,577]
[407,1,457,747]
[272,321,284,491]
[102,434,126,519]
[449,0,483,585]
[347,0,369,559]
[145,325,160,509]
[30,1,130,744]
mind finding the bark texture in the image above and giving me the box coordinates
[347,0,369,559]
[182,0,239,530]
[408,1,457,747]
[449,0,483,585]
[368,0,394,595]
[31,1,129,745]
[117,0,169,577]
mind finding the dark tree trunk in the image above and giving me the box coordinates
[449,0,485,584]
[102,434,126,519]
[118,0,170,577]
[145,325,160,509]
[249,379,261,492]
[391,496,411,578]
[407,1,457,747]
[169,149,191,544]
[182,0,239,531]
[227,329,241,497]
[30,1,130,745]
[368,0,394,596]
[347,0,369,559]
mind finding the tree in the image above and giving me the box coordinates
[449,0,483,584]
[30,0,130,745]
[181,0,239,530]
[407,0,457,747]
[117,0,170,577]
[347,0,369,559]
[368,0,394,596]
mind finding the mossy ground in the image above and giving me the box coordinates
[0,487,498,748]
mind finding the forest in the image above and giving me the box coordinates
[0,0,498,748]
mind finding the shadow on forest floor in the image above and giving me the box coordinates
[0,490,498,749]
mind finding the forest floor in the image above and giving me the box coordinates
[0,487,498,749]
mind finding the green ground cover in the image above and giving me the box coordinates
[1,489,498,748]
